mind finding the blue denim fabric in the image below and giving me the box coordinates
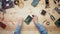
[14,24,21,34]
[35,22,48,34]
[14,22,48,34]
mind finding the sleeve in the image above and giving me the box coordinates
[35,22,48,34]
[14,22,22,34]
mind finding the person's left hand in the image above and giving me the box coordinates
[18,17,24,25]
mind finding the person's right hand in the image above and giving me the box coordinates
[33,15,38,23]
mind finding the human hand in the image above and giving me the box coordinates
[18,17,24,25]
[33,15,38,23]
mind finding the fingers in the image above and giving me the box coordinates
[17,17,24,25]
[32,15,38,23]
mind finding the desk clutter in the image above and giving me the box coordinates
[0,0,60,33]
[0,0,60,27]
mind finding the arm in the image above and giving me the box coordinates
[14,23,22,34]
[14,18,23,34]
[34,22,48,34]
[33,15,48,34]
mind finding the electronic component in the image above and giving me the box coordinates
[0,2,2,9]
[19,0,24,8]
[0,9,6,13]
[45,0,50,8]
[41,10,46,15]
[0,22,6,29]
[2,0,14,9]
[24,0,27,1]
[53,0,57,4]
[55,18,60,27]
[43,19,47,23]
[24,15,33,25]
[58,0,60,2]
[54,4,60,14]
[49,13,55,21]
[46,21,50,25]
[14,0,19,5]
[31,0,40,7]
[53,0,60,4]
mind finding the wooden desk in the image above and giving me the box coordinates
[0,0,60,34]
